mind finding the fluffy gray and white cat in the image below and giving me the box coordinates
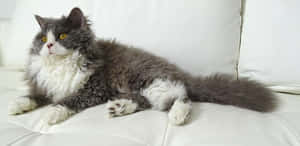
[8,8,277,125]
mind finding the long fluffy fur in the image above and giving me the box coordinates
[187,74,277,112]
[9,8,278,126]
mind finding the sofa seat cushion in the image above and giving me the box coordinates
[164,93,300,146]
[0,122,35,146]
[1,86,167,146]
[1,68,300,146]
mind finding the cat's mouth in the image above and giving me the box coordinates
[46,50,74,57]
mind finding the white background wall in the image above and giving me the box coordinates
[0,0,93,67]
[0,0,16,66]
[0,0,241,76]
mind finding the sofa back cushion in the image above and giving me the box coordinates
[1,0,241,76]
[239,0,300,94]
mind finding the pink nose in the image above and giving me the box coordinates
[47,43,53,49]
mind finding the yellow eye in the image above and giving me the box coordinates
[41,36,47,42]
[59,33,67,40]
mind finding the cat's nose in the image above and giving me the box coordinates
[47,43,54,49]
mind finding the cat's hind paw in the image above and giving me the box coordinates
[41,105,74,125]
[8,98,37,115]
[168,99,192,125]
[106,99,138,118]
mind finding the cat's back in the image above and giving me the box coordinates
[98,40,187,90]
[101,40,173,72]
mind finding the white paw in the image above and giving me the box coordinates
[168,99,192,125]
[106,99,138,118]
[41,105,74,125]
[8,98,37,115]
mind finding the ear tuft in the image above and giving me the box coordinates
[34,15,46,28]
[66,7,85,28]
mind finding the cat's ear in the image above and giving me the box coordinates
[34,15,46,29]
[66,7,86,29]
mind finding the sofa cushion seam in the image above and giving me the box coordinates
[160,116,170,146]
[270,113,300,145]
[6,132,36,146]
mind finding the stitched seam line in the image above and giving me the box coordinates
[236,0,245,80]
[270,113,300,145]
[8,118,149,145]
[6,132,36,146]
[99,133,149,146]
[160,115,170,146]
[7,120,39,133]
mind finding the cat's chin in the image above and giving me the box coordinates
[40,51,74,58]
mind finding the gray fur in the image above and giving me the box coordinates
[22,8,277,123]
[187,74,278,112]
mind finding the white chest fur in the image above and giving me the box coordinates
[28,52,93,102]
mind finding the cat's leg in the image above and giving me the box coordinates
[42,91,108,125]
[168,98,192,125]
[106,99,138,118]
[8,87,51,115]
[106,93,151,118]
[141,79,192,125]
[9,97,38,115]
[40,104,75,125]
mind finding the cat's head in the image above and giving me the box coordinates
[31,7,94,56]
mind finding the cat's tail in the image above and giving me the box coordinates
[186,74,278,112]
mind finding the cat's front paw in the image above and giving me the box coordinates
[41,105,74,125]
[106,99,138,118]
[8,98,37,115]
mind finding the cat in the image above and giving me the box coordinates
[8,7,277,125]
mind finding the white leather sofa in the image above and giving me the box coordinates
[1,0,300,145]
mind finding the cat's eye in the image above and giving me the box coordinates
[59,33,67,40]
[41,36,47,42]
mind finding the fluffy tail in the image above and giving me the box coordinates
[186,74,277,112]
